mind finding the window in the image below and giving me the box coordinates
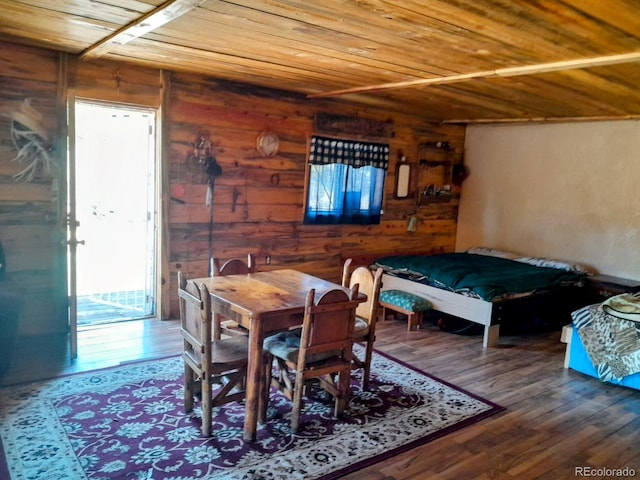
[304,136,389,225]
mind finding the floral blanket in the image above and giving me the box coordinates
[572,302,640,381]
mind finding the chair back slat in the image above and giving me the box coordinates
[212,253,256,276]
[342,259,383,326]
[178,271,211,359]
[210,254,256,339]
[298,285,359,365]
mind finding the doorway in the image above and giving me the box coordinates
[71,101,158,329]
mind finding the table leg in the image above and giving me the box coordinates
[243,318,263,441]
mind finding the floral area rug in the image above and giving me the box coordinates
[0,348,503,480]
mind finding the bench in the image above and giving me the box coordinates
[379,289,432,331]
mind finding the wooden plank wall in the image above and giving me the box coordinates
[165,72,465,317]
[0,40,465,333]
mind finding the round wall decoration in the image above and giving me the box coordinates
[256,130,280,157]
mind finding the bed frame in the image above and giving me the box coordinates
[381,274,498,347]
[381,273,584,348]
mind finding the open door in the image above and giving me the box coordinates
[66,98,159,359]
[66,93,80,359]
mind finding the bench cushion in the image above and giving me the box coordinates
[379,290,432,312]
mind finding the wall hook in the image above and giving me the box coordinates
[114,69,122,93]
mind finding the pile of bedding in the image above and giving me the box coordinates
[572,296,640,382]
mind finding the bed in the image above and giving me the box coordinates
[373,248,589,348]
[562,294,640,390]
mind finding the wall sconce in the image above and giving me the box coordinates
[407,215,418,232]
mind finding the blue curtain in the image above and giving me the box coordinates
[304,137,388,225]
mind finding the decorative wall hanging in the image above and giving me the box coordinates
[452,163,469,186]
[1,98,54,182]
[189,131,222,206]
[256,130,279,157]
[314,113,394,138]
[188,131,223,275]
[395,150,411,199]
[191,131,212,163]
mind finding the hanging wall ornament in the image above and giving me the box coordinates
[192,132,212,163]
[188,131,224,275]
[256,130,279,157]
[188,131,219,204]
[452,163,469,186]
[205,155,222,206]
[1,98,55,182]
[205,156,223,275]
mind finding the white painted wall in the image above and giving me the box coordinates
[456,120,640,280]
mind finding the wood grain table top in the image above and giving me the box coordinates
[194,269,363,319]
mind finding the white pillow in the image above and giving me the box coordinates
[514,256,591,274]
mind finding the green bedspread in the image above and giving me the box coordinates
[374,253,581,301]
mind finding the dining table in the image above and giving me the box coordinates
[191,268,365,441]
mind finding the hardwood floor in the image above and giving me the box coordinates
[0,318,183,386]
[2,316,639,479]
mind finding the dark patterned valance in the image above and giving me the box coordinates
[309,136,389,170]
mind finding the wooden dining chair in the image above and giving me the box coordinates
[178,271,249,437]
[342,258,383,390]
[262,285,360,433]
[211,253,256,338]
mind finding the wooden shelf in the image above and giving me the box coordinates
[420,160,449,167]
[417,194,452,205]
[418,141,451,152]
[416,142,455,206]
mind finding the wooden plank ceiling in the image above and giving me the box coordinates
[1,0,640,123]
